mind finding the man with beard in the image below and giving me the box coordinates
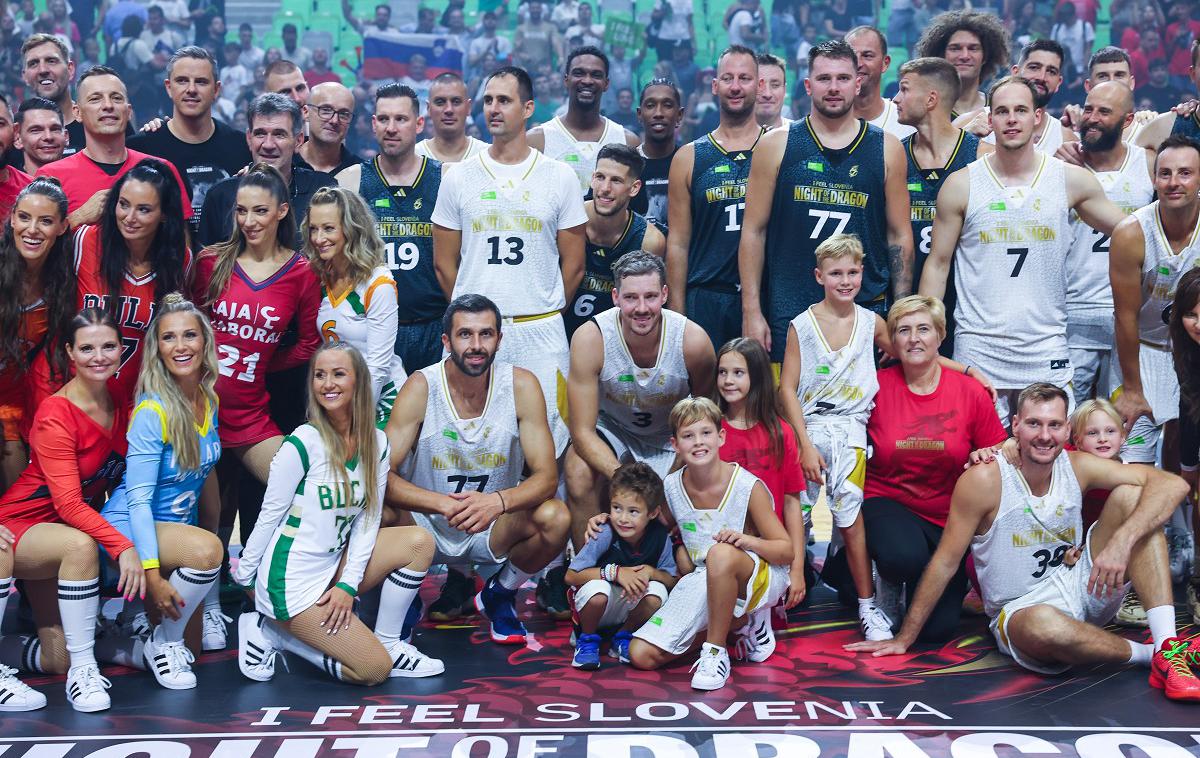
[847,26,914,140]
[918,76,1126,424]
[415,73,488,164]
[847,383,1200,703]
[914,10,1011,118]
[630,78,682,232]
[667,45,764,352]
[739,40,913,363]
[384,294,571,646]
[0,96,31,218]
[297,82,358,174]
[565,251,714,550]
[894,57,990,358]
[755,53,791,131]
[564,144,666,338]
[13,97,66,176]
[528,46,640,195]
[1065,82,1154,406]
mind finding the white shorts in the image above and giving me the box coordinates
[632,552,788,655]
[596,420,677,479]
[572,578,669,628]
[994,386,1076,431]
[1066,343,1110,405]
[989,527,1126,675]
[1109,344,1178,463]
[414,514,506,568]
[799,422,866,529]
[496,312,570,457]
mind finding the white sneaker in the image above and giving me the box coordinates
[117,610,150,637]
[237,612,280,682]
[143,630,197,690]
[202,607,231,651]
[689,643,731,691]
[65,664,111,712]
[1114,590,1149,628]
[733,607,776,663]
[0,664,46,711]
[860,604,894,642]
[380,638,445,678]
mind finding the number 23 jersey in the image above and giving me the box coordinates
[431,149,587,316]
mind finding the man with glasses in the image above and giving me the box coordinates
[298,82,359,175]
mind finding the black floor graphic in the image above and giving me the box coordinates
[3,584,1200,757]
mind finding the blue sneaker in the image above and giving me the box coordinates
[473,575,527,645]
[572,633,601,670]
[400,595,424,643]
[610,630,634,664]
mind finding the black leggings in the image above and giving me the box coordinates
[863,497,969,643]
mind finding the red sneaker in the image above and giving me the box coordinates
[1150,638,1200,702]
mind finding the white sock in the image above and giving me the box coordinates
[204,582,222,614]
[0,635,43,673]
[263,619,346,682]
[0,576,9,624]
[496,561,534,592]
[857,595,877,613]
[159,567,220,641]
[374,568,426,645]
[58,578,100,669]
[1145,604,1178,651]
[1127,639,1154,665]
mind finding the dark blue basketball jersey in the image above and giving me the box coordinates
[687,129,763,291]
[1170,110,1200,142]
[564,211,650,338]
[762,118,889,360]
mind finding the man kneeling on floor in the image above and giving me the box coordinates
[628,397,792,691]
[847,382,1200,702]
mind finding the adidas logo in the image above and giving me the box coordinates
[393,653,421,671]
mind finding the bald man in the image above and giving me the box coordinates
[298,81,360,174]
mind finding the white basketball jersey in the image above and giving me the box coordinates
[316,265,407,405]
[542,116,627,193]
[595,307,691,444]
[954,155,1073,389]
[1133,201,1200,349]
[971,454,1083,618]
[1066,148,1155,331]
[868,101,916,140]
[415,136,488,164]
[664,463,760,567]
[790,304,878,447]
[401,361,525,550]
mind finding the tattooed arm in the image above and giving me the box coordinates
[883,134,915,299]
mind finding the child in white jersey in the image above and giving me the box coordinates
[627,397,793,692]
[779,233,993,641]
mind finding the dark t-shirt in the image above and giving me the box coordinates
[630,145,675,232]
[128,118,252,225]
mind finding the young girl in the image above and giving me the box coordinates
[305,186,405,425]
[234,342,442,684]
[1169,267,1200,626]
[0,308,143,713]
[96,294,224,690]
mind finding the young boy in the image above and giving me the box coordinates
[565,462,679,670]
[628,397,793,691]
[779,233,991,641]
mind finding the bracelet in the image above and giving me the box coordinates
[963,365,972,375]
[497,490,506,513]
[603,563,618,582]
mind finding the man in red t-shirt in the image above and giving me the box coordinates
[0,96,32,220]
[36,66,191,227]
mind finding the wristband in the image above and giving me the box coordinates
[497,490,507,513]
[963,365,972,375]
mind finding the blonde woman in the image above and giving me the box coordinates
[234,342,442,684]
[305,187,406,424]
[98,294,224,690]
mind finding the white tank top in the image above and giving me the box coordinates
[595,307,691,444]
[954,155,1073,389]
[1133,201,1200,349]
[664,463,761,567]
[971,454,1083,618]
[1066,148,1155,326]
[790,304,877,447]
[542,116,627,193]
[415,136,488,164]
[868,100,916,140]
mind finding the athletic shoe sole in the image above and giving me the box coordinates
[473,591,527,645]
[1150,668,1200,702]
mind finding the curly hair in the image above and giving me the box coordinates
[915,10,1012,85]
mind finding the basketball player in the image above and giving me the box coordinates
[755,53,791,131]
[667,45,764,352]
[1067,83,1155,405]
[918,76,1126,422]
[384,294,571,645]
[632,78,683,231]
[914,10,1011,118]
[528,46,639,194]
[1108,135,1200,466]
[565,251,715,549]
[1058,47,1154,148]
[338,84,445,374]
[432,66,587,457]
[1134,41,1200,152]
[415,73,488,164]
[564,145,666,339]
[740,40,914,362]
[894,57,991,358]
[846,26,915,140]
[847,383,1200,703]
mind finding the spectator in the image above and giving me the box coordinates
[205,15,227,50]
[1138,57,1184,111]
[397,53,433,106]
[279,23,312,71]
[515,1,564,71]
[795,22,817,81]
[142,6,186,56]
[76,35,102,73]
[683,67,717,140]
[112,14,167,124]
[0,15,25,93]
[607,87,639,134]
[650,0,693,62]
[220,41,254,103]
[342,0,394,35]
[296,82,359,175]
[821,0,855,38]
[602,45,640,112]
[236,23,263,70]
[399,7,443,34]
[1120,2,1164,54]
[1130,27,1167,86]
[728,0,769,48]
[551,0,582,33]
[887,0,917,52]
[14,0,37,38]
[443,7,473,53]
[566,2,605,49]
[1050,2,1094,84]
[46,0,80,46]
[101,0,148,46]
[468,11,512,76]
[14,98,67,176]
[670,41,699,104]
[1165,0,1199,91]
[154,0,192,34]
[304,47,341,88]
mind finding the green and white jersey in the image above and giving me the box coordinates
[234,424,389,621]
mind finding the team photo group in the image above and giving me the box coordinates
[0,0,1199,723]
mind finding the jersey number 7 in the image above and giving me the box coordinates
[447,474,490,493]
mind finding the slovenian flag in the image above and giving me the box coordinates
[361,30,465,81]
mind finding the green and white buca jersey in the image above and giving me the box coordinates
[234,424,389,621]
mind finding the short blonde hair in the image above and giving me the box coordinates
[814,232,864,266]
[1070,398,1124,443]
[886,295,946,342]
[669,396,723,435]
